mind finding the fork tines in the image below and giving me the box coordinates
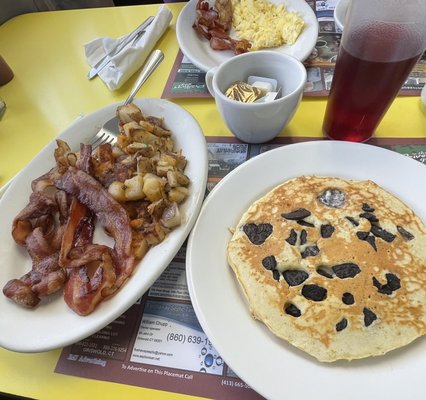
[90,131,117,149]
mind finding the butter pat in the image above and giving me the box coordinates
[225,76,280,103]
[225,81,263,103]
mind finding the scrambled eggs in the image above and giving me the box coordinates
[232,0,304,50]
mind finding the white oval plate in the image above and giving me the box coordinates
[186,141,426,400]
[177,0,319,72]
[0,98,208,353]
[334,0,350,31]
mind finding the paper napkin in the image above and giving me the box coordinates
[84,5,172,90]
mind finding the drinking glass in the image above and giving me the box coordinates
[323,0,426,142]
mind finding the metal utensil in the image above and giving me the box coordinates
[89,49,164,148]
[0,49,164,200]
[87,16,155,80]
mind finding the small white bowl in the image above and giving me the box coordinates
[205,51,307,144]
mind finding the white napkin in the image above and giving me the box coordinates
[84,5,172,91]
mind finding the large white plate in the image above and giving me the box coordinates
[186,141,426,400]
[176,0,319,72]
[0,98,208,353]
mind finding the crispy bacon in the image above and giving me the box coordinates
[31,171,54,193]
[232,37,252,54]
[26,227,55,259]
[193,0,251,54]
[12,192,58,245]
[209,36,251,54]
[3,229,67,308]
[55,166,135,292]
[23,253,66,298]
[193,21,211,40]
[61,200,117,315]
[3,279,40,308]
[58,145,127,315]
[4,143,131,314]
[64,253,116,316]
[209,36,233,50]
[3,103,190,316]
[60,147,110,315]
[76,143,94,175]
[59,198,95,268]
[209,27,230,39]
[3,253,66,308]
[4,183,69,307]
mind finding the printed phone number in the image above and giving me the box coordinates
[167,333,211,346]
[221,379,251,389]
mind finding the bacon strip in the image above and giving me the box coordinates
[56,145,131,315]
[4,102,188,315]
[193,0,251,54]
[12,192,58,245]
[4,142,135,315]
[3,237,66,308]
[59,143,95,268]
[55,166,135,292]
[64,253,116,316]
[59,198,95,268]
[3,185,69,307]
[3,253,66,308]
[61,200,117,315]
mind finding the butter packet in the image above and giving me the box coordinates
[225,81,263,103]
[225,76,280,103]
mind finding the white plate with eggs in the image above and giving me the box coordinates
[177,0,319,72]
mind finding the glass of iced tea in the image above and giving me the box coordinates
[323,0,426,142]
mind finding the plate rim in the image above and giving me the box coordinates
[0,98,208,353]
[176,0,319,72]
[186,140,426,400]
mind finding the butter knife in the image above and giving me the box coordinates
[87,15,155,80]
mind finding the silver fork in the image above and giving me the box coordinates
[90,48,164,149]
[0,49,164,200]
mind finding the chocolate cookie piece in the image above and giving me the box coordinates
[243,223,273,245]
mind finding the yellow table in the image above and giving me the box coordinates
[0,3,425,400]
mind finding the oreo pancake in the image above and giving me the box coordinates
[227,176,426,362]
